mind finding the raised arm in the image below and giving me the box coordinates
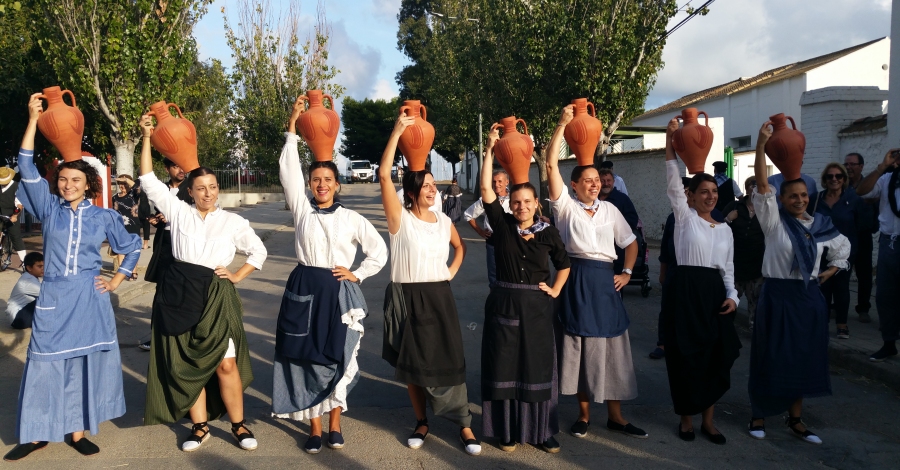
[664,118,690,220]
[281,97,308,213]
[481,127,500,205]
[380,115,415,234]
[547,105,574,201]
[755,121,773,195]
[856,148,900,196]
[15,94,55,221]
[138,114,184,218]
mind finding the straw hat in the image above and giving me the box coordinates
[0,167,15,185]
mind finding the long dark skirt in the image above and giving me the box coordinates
[390,282,467,387]
[663,266,741,416]
[442,196,463,223]
[749,279,831,418]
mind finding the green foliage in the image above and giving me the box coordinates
[340,96,402,163]
[182,58,237,169]
[32,0,213,175]
[225,0,344,170]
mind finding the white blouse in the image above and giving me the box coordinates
[550,194,636,262]
[860,173,900,236]
[666,160,739,304]
[753,188,851,279]
[280,133,388,282]
[464,196,510,232]
[390,209,451,283]
[140,173,267,270]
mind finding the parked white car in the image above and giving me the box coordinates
[348,160,374,183]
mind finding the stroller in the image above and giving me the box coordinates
[621,219,652,297]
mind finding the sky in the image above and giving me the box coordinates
[194,0,894,118]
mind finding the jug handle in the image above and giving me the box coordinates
[786,116,797,130]
[323,94,335,109]
[399,105,411,117]
[418,104,427,121]
[297,95,310,110]
[490,122,503,136]
[699,111,709,126]
[167,103,187,119]
[516,119,529,136]
[62,90,77,108]
[586,102,596,118]
[674,114,683,128]
[36,94,47,113]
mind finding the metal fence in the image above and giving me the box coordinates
[154,168,283,193]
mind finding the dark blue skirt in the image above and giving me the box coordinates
[749,278,831,418]
[276,264,347,365]
[558,258,629,337]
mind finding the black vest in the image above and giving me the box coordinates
[0,181,19,216]
[716,178,736,212]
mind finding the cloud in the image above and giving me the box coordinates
[646,0,891,109]
[371,78,399,101]
[371,0,400,18]
[329,20,384,101]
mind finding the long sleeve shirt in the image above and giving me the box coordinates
[6,271,41,324]
[464,196,510,233]
[753,188,851,279]
[666,160,739,305]
[279,133,387,282]
[860,173,900,237]
[139,172,267,270]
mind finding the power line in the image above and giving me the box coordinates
[657,0,717,45]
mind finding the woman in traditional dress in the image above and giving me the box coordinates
[479,125,571,453]
[546,106,646,440]
[442,176,463,223]
[4,94,141,461]
[138,114,267,452]
[809,163,860,339]
[379,114,481,456]
[662,117,741,445]
[747,122,849,444]
[272,98,388,454]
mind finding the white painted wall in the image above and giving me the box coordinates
[889,2,900,151]
[805,40,890,95]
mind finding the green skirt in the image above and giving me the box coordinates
[143,276,253,425]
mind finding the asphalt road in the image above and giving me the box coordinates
[1,182,899,469]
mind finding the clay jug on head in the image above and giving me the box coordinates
[564,98,603,166]
[397,100,435,171]
[148,101,199,172]
[764,113,805,181]
[37,86,85,162]
[298,90,340,162]
[491,116,534,185]
[671,108,713,174]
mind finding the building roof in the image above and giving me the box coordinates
[636,37,887,120]
[838,114,888,135]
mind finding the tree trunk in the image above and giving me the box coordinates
[111,134,137,177]
[533,144,550,216]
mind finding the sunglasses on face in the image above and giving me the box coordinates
[825,174,845,180]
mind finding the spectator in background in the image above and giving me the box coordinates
[599,160,628,195]
[767,172,819,198]
[724,176,766,332]
[712,161,743,212]
[0,166,27,268]
[464,169,510,287]
[844,152,877,322]
[7,252,44,329]
[598,168,638,276]
[111,175,142,276]
[442,176,463,223]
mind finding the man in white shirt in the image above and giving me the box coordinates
[0,167,27,267]
[855,149,900,362]
[7,252,43,329]
[464,169,510,286]
[598,160,628,195]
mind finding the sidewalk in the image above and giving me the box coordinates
[0,202,293,359]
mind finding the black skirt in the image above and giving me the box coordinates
[390,281,467,388]
[482,285,555,403]
[662,266,741,415]
[152,261,213,336]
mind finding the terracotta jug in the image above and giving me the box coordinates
[148,101,199,172]
[298,90,340,162]
[397,100,435,171]
[37,86,85,162]
[564,98,603,166]
[764,113,805,180]
[671,108,714,174]
[491,116,534,185]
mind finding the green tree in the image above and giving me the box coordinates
[225,0,344,170]
[33,0,212,177]
[340,97,401,163]
[182,58,236,169]
[400,0,680,209]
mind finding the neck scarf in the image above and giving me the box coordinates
[714,173,728,187]
[310,198,343,214]
[571,194,600,212]
[778,207,840,285]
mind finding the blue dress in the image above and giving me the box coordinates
[14,148,141,443]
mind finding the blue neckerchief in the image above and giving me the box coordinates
[310,198,343,214]
[714,173,729,187]
[571,194,600,212]
[778,207,840,284]
[518,220,549,236]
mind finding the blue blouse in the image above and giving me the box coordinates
[16,148,141,361]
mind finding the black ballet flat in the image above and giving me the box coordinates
[678,424,695,441]
[70,437,100,456]
[700,425,726,445]
[3,442,48,461]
